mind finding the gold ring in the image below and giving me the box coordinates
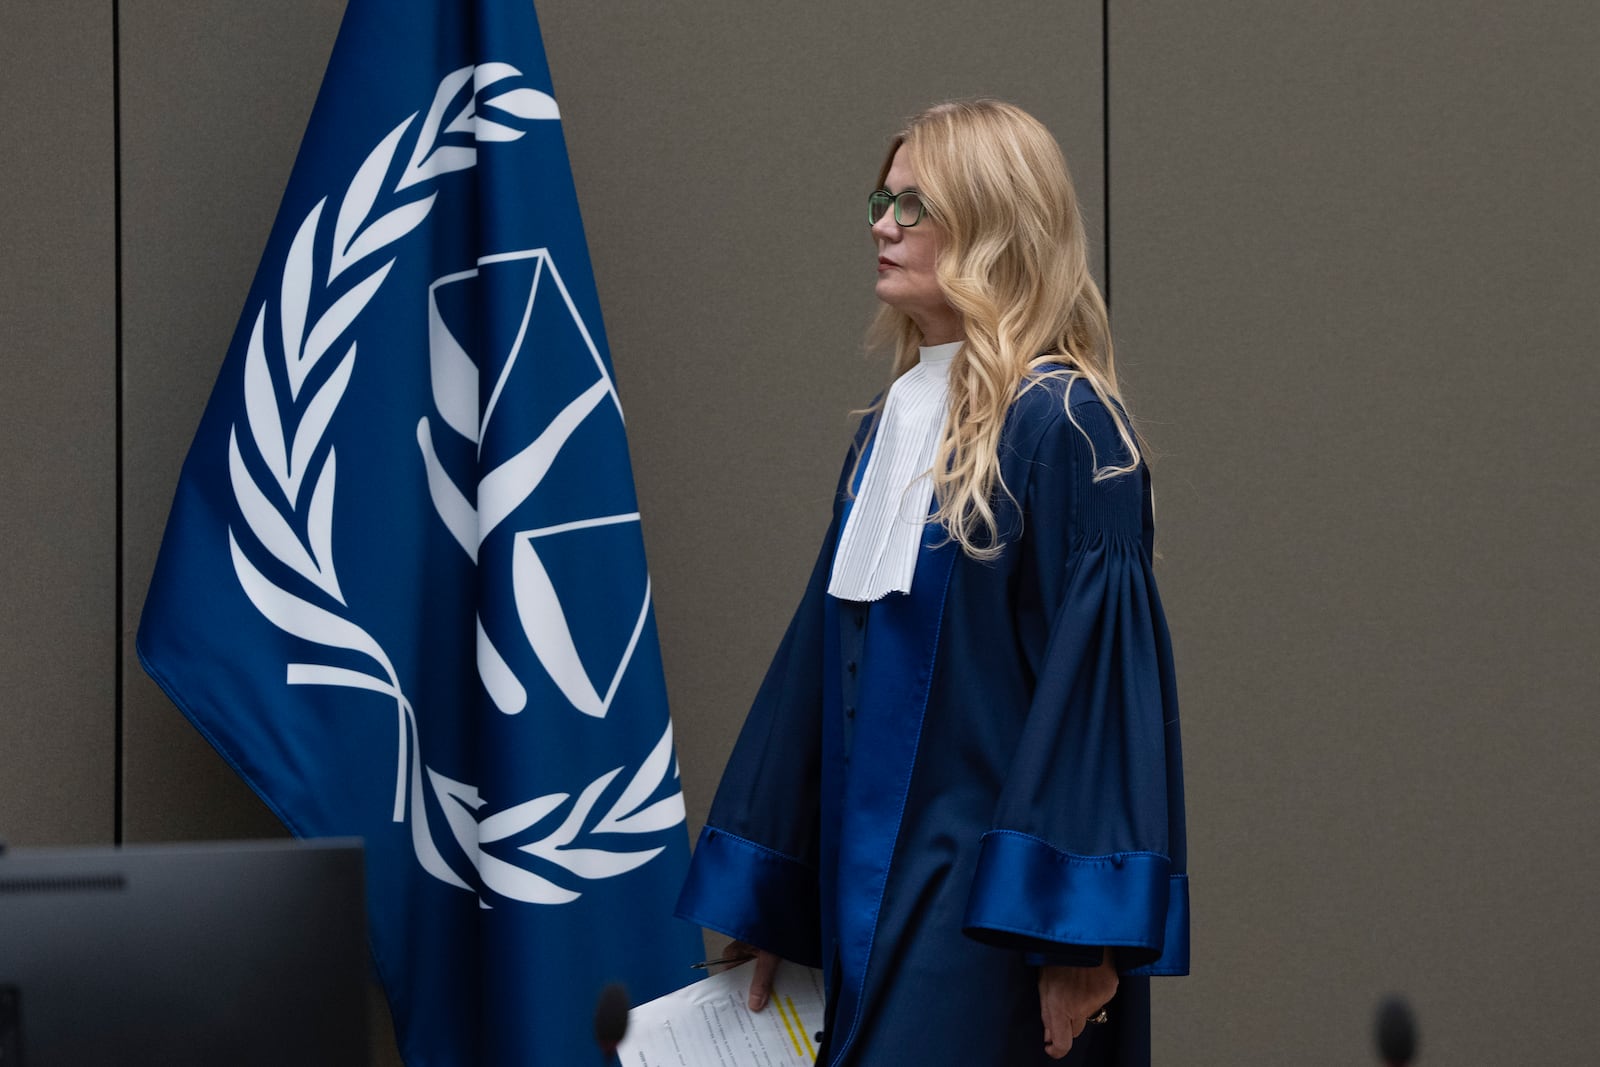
[1088,1009,1109,1025]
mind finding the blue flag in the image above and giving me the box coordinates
[137,2,704,1062]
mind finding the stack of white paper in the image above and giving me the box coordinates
[617,962,825,1066]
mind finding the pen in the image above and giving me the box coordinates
[690,954,756,970]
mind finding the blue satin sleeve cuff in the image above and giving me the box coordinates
[963,829,1190,976]
[675,825,824,968]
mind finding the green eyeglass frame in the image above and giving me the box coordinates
[868,188,928,227]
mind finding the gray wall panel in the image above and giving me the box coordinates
[0,3,117,845]
[1112,4,1600,1062]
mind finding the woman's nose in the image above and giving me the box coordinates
[871,212,899,241]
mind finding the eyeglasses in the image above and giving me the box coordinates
[868,189,928,227]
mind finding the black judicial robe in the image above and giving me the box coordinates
[677,376,1189,1066]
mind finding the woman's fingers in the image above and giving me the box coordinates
[719,941,780,1013]
[1039,952,1118,1058]
[1038,972,1073,1059]
[1045,1026,1072,1058]
[748,950,779,1011]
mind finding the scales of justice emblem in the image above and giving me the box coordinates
[224,63,685,907]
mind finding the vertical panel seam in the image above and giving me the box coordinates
[112,0,125,846]
[1102,0,1111,316]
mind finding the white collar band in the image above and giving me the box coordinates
[828,351,958,602]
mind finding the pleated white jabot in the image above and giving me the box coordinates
[827,340,962,602]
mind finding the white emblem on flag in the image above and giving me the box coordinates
[420,250,651,721]
[224,65,685,905]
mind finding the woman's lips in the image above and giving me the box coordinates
[877,258,897,271]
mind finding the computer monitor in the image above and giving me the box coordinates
[0,838,369,1067]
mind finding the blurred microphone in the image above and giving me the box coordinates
[1374,995,1417,1067]
[594,982,630,1062]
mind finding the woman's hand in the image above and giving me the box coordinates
[725,940,781,1012]
[1038,949,1118,1059]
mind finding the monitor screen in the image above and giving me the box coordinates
[0,838,368,1067]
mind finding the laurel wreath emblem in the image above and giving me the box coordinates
[225,64,683,905]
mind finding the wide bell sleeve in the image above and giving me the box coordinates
[673,513,835,968]
[961,394,1190,977]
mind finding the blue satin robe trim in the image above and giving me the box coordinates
[963,829,1189,975]
[1125,875,1189,977]
[676,825,823,968]
[823,525,960,1063]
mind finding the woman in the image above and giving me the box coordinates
[676,100,1188,1066]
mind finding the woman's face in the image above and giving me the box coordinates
[873,146,962,342]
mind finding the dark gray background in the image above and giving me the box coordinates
[3,2,1596,1064]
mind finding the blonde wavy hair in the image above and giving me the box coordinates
[863,99,1141,560]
